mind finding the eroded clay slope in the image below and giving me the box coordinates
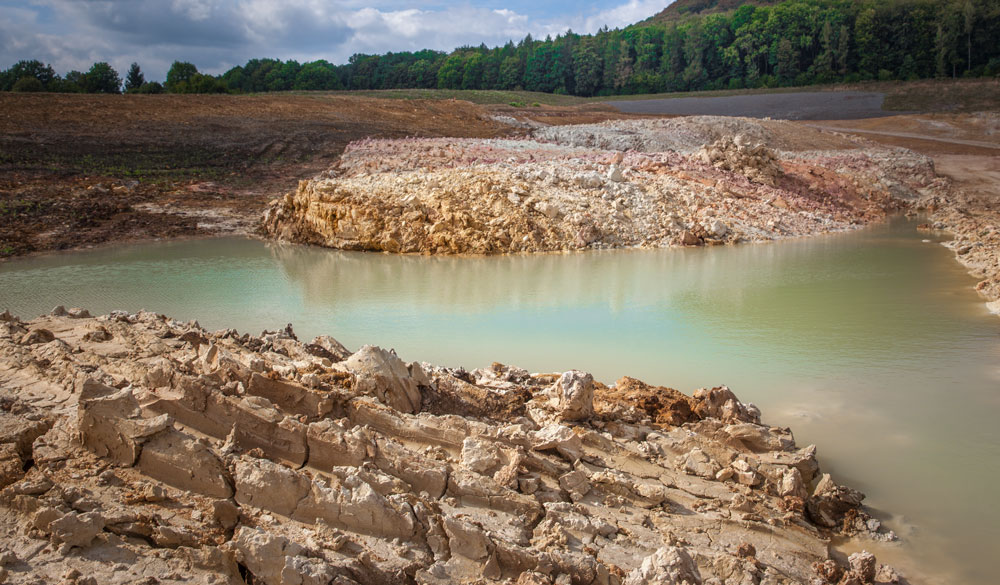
[0,309,903,585]
[261,117,941,254]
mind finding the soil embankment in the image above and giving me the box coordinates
[0,308,901,584]
[262,116,940,254]
[0,93,511,258]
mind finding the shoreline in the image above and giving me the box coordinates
[0,308,906,585]
[0,217,878,266]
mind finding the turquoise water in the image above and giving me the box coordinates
[1,218,997,584]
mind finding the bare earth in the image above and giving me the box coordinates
[1,88,999,585]
[0,309,900,585]
[0,93,513,257]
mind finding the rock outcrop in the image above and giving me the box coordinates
[697,134,781,186]
[0,309,901,584]
[262,118,939,255]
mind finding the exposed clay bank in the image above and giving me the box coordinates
[1,218,999,584]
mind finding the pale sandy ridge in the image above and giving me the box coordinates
[262,116,942,256]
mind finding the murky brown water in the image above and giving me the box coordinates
[1,217,997,584]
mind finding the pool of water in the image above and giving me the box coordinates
[1,217,997,584]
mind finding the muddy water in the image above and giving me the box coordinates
[1,217,997,585]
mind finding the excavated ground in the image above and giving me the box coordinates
[261,116,941,255]
[0,309,904,585]
[0,93,514,258]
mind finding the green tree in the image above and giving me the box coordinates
[135,81,165,94]
[661,24,687,91]
[12,77,44,92]
[702,13,733,86]
[124,63,145,93]
[837,24,851,75]
[480,51,502,89]
[165,61,198,92]
[900,55,919,80]
[409,59,439,88]
[524,43,566,93]
[936,3,964,78]
[264,60,299,91]
[682,21,708,89]
[498,56,522,89]
[436,53,466,89]
[572,38,603,96]
[963,0,976,72]
[611,40,634,91]
[634,27,663,73]
[775,38,800,83]
[855,7,879,78]
[814,20,835,79]
[189,73,228,94]
[294,60,341,90]
[83,62,121,94]
[461,53,485,90]
[1,60,56,91]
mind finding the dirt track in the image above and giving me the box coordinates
[809,114,1000,210]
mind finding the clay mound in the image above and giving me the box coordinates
[0,308,900,585]
[262,119,941,255]
[594,376,698,427]
[533,116,862,154]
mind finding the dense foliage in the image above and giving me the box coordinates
[0,59,133,94]
[3,0,999,96]
[124,62,145,93]
[219,0,1000,95]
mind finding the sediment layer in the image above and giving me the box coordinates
[262,116,941,254]
[0,308,902,584]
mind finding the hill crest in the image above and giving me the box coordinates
[647,0,782,23]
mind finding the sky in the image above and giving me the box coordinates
[0,0,670,81]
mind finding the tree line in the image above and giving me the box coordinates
[0,60,160,94]
[4,0,999,97]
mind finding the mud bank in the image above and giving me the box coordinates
[262,116,941,255]
[925,206,1000,314]
[920,154,1000,316]
[802,113,1000,319]
[0,308,907,585]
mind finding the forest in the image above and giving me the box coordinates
[3,0,999,96]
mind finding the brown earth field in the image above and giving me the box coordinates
[2,89,998,261]
[0,93,651,258]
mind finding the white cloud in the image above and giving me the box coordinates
[582,0,668,32]
[171,0,215,22]
[338,5,543,56]
[493,8,528,26]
